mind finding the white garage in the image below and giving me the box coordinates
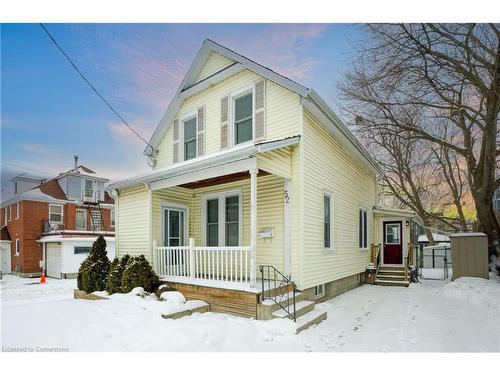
[39,235,115,279]
[46,243,62,278]
[1,240,12,275]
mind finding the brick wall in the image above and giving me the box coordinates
[2,200,114,276]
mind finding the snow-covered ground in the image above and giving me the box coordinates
[1,274,499,352]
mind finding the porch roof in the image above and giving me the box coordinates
[107,136,300,191]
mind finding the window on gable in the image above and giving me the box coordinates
[183,116,197,161]
[49,204,63,224]
[324,194,332,249]
[84,180,93,201]
[234,92,253,145]
[359,209,368,249]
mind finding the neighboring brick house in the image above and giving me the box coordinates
[0,160,115,278]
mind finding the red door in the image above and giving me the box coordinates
[383,221,403,264]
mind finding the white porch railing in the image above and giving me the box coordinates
[153,240,255,287]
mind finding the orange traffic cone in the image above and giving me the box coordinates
[40,272,46,284]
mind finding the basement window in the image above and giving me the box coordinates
[314,284,325,299]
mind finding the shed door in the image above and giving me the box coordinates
[383,221,403,265]
[1,244,11,273]
[46,243,62,278]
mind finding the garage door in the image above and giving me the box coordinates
[1,244,11,274]
[46,243,62,278]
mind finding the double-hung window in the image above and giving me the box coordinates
[111,208,116,227]
[76,208,87,231]
[16,202,19,220]
[183,116,197,161]
[15,239,20,256]
[84,180,93,201]
[204,191,241,246]
[234,92,253,145]
[359,209,368,249]
[324,194,332,250]
[49,204,63,224]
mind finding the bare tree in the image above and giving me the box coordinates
[340,23,500,268]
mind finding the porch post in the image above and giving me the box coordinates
[189,237,195,279]
[152,240,158,275]
[249,168,258,287]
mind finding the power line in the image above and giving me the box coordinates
[39,23,154,155]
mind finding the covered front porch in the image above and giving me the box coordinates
[112,137,300,291]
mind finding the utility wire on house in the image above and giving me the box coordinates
[39,23,155,158]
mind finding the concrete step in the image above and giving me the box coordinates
[295,309,328,334]
[375,279,410,287]
[272,300,315,319]
[261,291,304,310]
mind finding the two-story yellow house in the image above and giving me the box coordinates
[107,40,420,328]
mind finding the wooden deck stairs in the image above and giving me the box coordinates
[375,266,410,287]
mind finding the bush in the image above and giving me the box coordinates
[106,254,130,294]
[121,255,160,293]
[77,235,111,293]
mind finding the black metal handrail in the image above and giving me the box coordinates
[259,265,297,322]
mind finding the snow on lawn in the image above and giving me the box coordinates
[1,274,499,352]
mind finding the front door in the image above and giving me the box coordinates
[383,221,403,265]
[163,207,186,247]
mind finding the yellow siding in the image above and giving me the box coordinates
[257,148,292,179]
[117,186,151,260]
[151,187,193,246]
[301,110,378,289]
[195,52,234,83]
[154,70,302,169]
[289,144,302,282]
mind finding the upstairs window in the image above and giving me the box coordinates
[183,116,197,161]
[111,208,116,227]
[359,209,368,249]
[8,205,11,221]
[234,92,253,145]
[15,239,20,256]
[84,180,93,201]
[49,204,63,224]
[76,208,87,231]
[16,202,19,220]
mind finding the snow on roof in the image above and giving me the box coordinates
[57,165,109,181]
[418,233,450,242]
[449,232,487,238]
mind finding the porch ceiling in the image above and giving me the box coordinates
[179,170,270,189]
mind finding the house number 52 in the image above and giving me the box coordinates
[284,190,290,204]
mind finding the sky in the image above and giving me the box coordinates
[1,23,365,199]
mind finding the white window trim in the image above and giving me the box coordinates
[385,222,402,245]
[359,207,369,250]
[15,239,20,256]
[314,284,325,299]
[15,202,19,220]
[230,85,255,148]
[83,179,94,201]
[160,202,190,247]
[179,110,198,162]
[323,192,334,252]
[4,207,7,225]
[201,189,243,247]
[49,204,64,224]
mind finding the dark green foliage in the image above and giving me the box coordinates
[121,255,160,293]
[77,235,111,293]
[106,254,130,294]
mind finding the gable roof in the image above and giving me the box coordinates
[56,165,109,182]
[148,39,381,174]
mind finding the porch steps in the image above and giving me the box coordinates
[375,266,410,287]
[272,300,315,319]
[296,309,328,334]
[263,290,327,333]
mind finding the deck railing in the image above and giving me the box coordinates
[153,240,255,286]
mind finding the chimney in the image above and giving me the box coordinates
[73,155,79,170]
